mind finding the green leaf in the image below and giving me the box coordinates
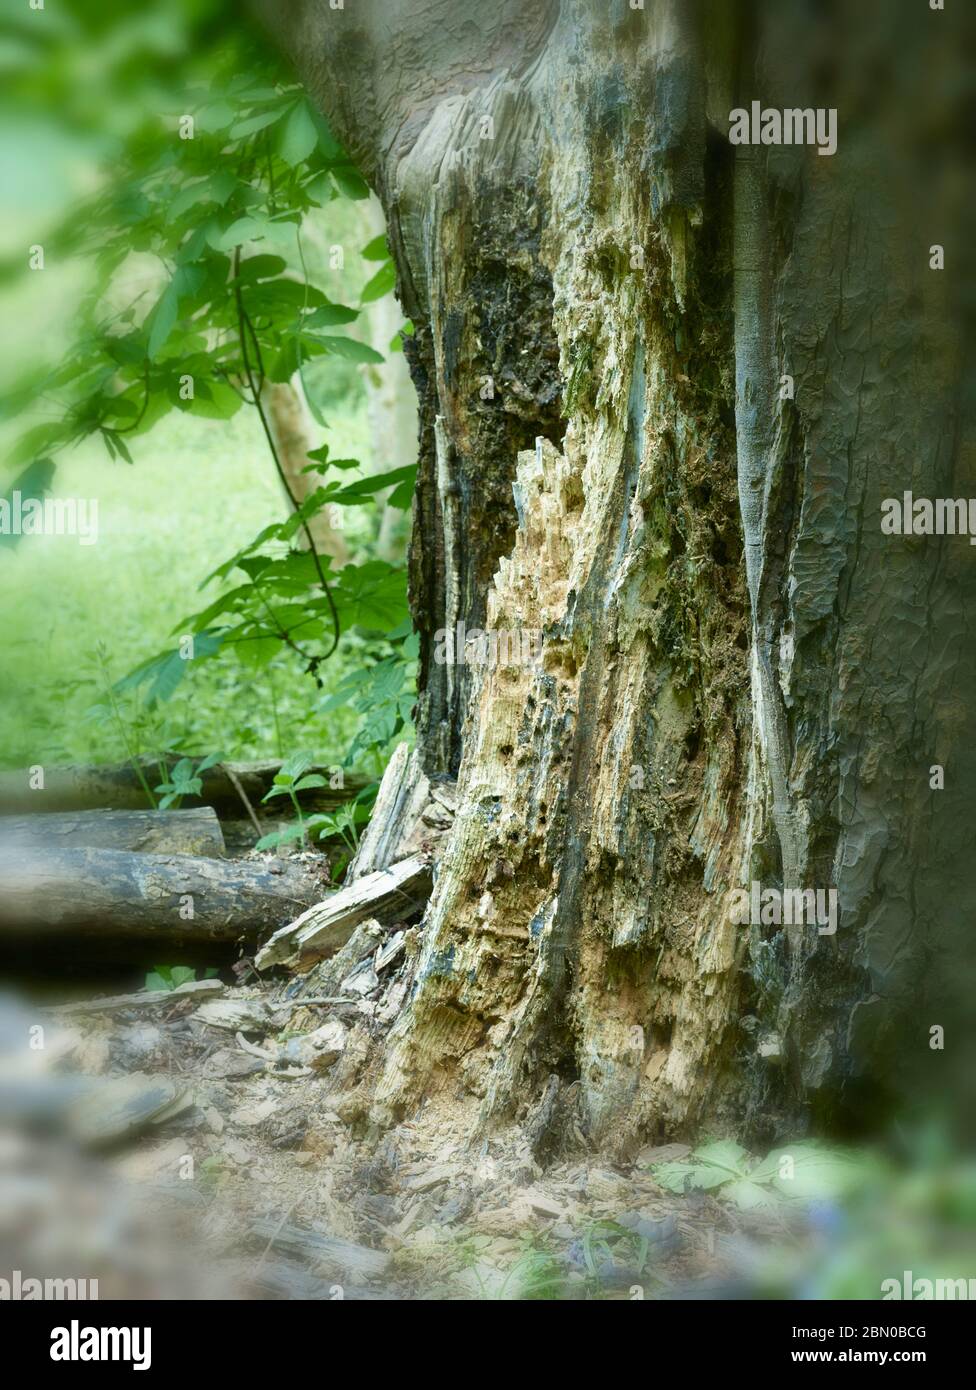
[361,234,389,261]
[7,423,69,469]
[311,335,383,364]
[331,165,369,200]
[388,472,416,509]
[195,753,225,774]
[255,821,310,850]
[277,751,315,783]
[262,784,295,801]
[325,465,416,506]
[115,630,223,705]
[199,101,236,132]
[233,254,288,282]
[234,635,279,669]
[753,1144,873,1201]
[185,380,243,419]
[332,560,409,631]
[279,100,319,166]
[361,261,396,303]
[723,1179,783,1212]
[0,458,56,550]
[147,279,179,360]
[230,108,283,139]
[218,216,296,252]
[303,302,359,328]
[652,1140,751,1195]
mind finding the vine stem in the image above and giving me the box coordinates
[233,245,341,667]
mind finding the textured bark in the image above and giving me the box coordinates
[345,741,455,880]
[263,0,976,1150]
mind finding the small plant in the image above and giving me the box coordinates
[580,1219,651,1281]
[86,640,159,808]
[199,1154,229,1190]
[256,772,373,878]
[145,964,218,992]
[460,1233,565,1302]
[651,1139,874,1210]
[153,752,225,810]
[256,750,328,848]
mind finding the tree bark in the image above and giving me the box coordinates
[261,0,976,1151]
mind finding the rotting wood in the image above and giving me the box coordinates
[0,845,329,945]
[46,978,225,1017]
[195,998,272,1032]
[252,1257,395,1301]
[248,1217,390,1281]
[253,0,976,1147]
[0,808,225,857]
[282,919,385,1002]
[346,743,456,881]
[255,854,432,971]
[345,744,427,880]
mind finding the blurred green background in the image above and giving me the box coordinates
[0,0,415,777]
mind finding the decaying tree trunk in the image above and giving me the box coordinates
[262,0,976,1151]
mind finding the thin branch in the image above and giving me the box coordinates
[233,246,341,666]
[112,362,152,435]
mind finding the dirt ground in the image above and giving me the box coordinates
[2,955,817,1301]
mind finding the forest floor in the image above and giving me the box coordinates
[4,968,820,1301]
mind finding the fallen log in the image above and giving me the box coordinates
[252,1257,396,1301]
[255,853,432,970]
[0,846,329,945]
[0,808,225,857]
[0,757,367,815]
[248,1218,390,1281]
[46,978,225,1017]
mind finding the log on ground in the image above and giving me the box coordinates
[0,757,367,815]
[0,845,330,945]
[0,808,225,857]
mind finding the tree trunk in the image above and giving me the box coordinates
[262,378,350,564]
[262,0,976,1152]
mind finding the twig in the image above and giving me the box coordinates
[221,763,264,841]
